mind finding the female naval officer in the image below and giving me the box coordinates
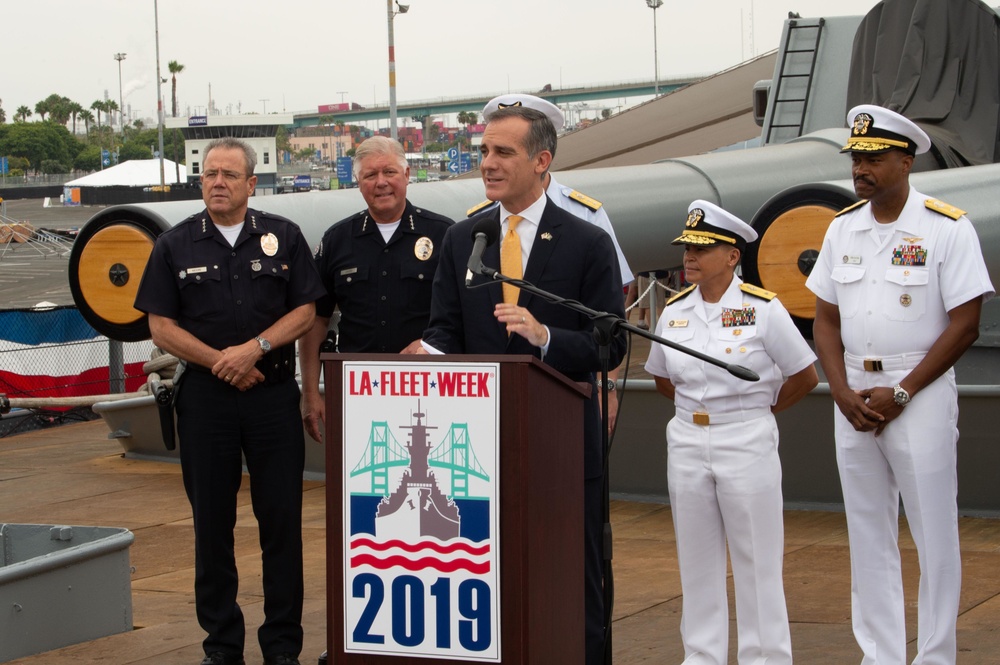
[645,200,818,665]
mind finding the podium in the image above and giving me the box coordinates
[323,354,589,664]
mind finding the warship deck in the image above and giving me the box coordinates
[3,420,1000,664]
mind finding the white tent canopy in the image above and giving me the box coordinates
[65,159,186,187]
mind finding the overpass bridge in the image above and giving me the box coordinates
[290,76,702,129]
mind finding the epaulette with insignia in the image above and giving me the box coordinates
[925,198,965,220]
[466,199,495,217]
[740,283,776,301]
[834,200,868,217]
[567,190,602,212]
[666,284,696,305]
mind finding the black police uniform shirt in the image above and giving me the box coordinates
[313,200,453,353]
[135,208,325,351]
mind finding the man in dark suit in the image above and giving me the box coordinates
[422,105,626,665]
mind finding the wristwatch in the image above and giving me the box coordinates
[603,379,617,392]
[254,336,272,353]
[893,384,910,406]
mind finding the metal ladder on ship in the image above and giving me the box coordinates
[765,18,826,143]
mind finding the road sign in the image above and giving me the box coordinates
[337,156,353,185]
[101,150,111,167]
[447,147,459,160]
[0,157,8,174]
[447,161,459,173]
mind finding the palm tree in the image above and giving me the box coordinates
[15,105,32,123]
[67,101,84,134]
[0,99,5,124]
[91,100,105,130]
[106,100,121,132]
[34,99,49,122]
[168,60,185,117]
[79,109,94,134]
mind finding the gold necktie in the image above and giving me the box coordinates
[501,215,523,304]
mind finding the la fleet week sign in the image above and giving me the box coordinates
[342,361,501,661]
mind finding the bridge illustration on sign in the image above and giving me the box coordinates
[350,401,490,540]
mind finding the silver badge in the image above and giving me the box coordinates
[178,270,186,279]
[251,259,262,272]
[261,233,279,256]
[414,237,434,261]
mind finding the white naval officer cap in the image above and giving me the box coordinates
[672,200,758,250]
[842,104,931,156]
[482,93,564,130]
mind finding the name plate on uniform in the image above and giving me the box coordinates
[342,360,502,661]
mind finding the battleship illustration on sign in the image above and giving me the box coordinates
[375,402,460,540]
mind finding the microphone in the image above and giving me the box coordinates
[465,217,500,286]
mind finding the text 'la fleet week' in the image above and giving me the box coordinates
[348,370,492,397]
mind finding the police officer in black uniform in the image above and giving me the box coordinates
[299,136,453,442]
[134,137,324,665]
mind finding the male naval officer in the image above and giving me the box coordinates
[470,93,633,428]
[806,104,994,664]
[299,136,453,443]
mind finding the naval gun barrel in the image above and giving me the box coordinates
[70,129,856,341]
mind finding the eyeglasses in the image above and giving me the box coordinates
[201,169,247,182]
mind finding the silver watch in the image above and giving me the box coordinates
[255,336,272,353]
[603,379,617,392]
[893,384,910,406]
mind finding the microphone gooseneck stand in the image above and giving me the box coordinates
[469,264,759,665]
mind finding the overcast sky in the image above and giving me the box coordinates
[5,0,882,124]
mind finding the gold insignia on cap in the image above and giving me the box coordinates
[414,236,434,261]
[686,208,705,228]
[852,112,873,136]
[497,101,523,109]
[261,233,279,257]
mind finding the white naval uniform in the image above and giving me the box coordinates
[645,276,816,665]
[470,175,634,285]
[805,187,994,665]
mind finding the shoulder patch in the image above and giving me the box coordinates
[567,190,602,212]
[740,283,776,301]
[466,199,494,217]
[666,284,696,305]
[925,198,965,220]
[834,200,868,217]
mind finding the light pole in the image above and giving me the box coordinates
[114,53,127,135]
[260,98,269,115]
[387,0,409,141]
[646,0,663,95]
[154,0,165,188]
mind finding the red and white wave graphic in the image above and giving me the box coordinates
[350,536,491,575]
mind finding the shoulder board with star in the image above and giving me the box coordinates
[740,283,776,301]
[666,284,696,305]
[567,190,603,212]
[925,198,965,220]
[834,200,868,217]
[466,199,495,217]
